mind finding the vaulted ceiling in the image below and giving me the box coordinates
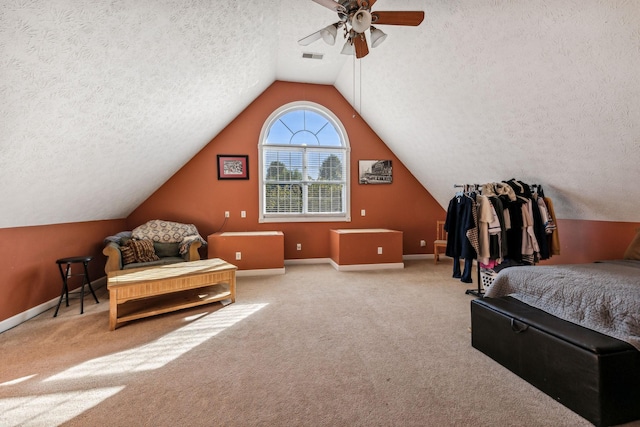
[1,0,639,229]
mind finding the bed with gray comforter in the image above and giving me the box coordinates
[484,260,640,351]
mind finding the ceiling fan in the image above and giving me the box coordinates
[298,0,425,59]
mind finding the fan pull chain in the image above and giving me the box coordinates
[351,53,363,118]
[352,53,357,117]
[359,58,363,116]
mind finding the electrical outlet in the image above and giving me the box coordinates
[296,243,302,251]
[361,209,366,216]
[377,247,383,255]
[225,211,230,218]
[420,240,426,247]
[235,252,242,260]
[241,210,246,218]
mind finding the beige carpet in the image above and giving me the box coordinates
[1,260,636,427]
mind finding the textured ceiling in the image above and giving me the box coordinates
[0,0,278,227]
[1,0,639,229]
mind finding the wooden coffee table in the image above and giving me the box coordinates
[107,258,237,330]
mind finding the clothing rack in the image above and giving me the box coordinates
[453,183,480,193]
[465,268,483,297]
[449,181,555,298]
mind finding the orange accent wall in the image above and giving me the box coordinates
[541,219,640,265]
[0,219,125,322]
[127,81,446,260]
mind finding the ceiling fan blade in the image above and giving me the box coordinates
[298,30,323,46]
[312,0,346,13]
[371,11,425,26]
[353,33,369,59]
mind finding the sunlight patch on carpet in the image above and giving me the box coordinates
[0,387,124,427]
[44,303,267,381]
[0,375,36,387]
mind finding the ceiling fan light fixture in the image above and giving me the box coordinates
[320,23,338,45]
[340,39,355,55]
[351,9,372,33]
[370,26,387,47]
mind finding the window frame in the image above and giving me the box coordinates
[258,101,351,223]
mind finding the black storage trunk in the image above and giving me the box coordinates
[471,296,640,427]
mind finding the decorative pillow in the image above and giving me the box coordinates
[153,241,181,258]
[132,220,199,243]
[104,231,132,245]
[128,239,160,263]
[623,228,640,260]
[120,244,136,265]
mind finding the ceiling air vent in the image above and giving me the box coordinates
[302,53,323,60]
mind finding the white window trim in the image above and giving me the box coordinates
[258,101,351,223]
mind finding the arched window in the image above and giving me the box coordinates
[258,101,351,223]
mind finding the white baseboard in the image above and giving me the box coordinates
[0,277,107,334]
[404,254,431,260]
[236,268,286,277]
[284,258,332,266]
[0,299,59,334]
[286,255,432,265]
[328,260,405,271]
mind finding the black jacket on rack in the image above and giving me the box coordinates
[444,193,477,260]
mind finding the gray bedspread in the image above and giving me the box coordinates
[484,260,640,350]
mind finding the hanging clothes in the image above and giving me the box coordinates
[476,194,494,265]
[443,181,560,292]
[536,184,560,256]
[531,187,550,260]
[444,192,477,261]
[521,199,540,264]
[444,189,477,283]
[488,195,508,261]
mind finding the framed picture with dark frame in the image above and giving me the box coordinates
[358,160,393,184]
[217,155,249,180]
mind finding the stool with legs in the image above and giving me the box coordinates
[54,256,99,317]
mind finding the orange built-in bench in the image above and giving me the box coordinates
[208,231,285,276]
[330,228,404,271]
